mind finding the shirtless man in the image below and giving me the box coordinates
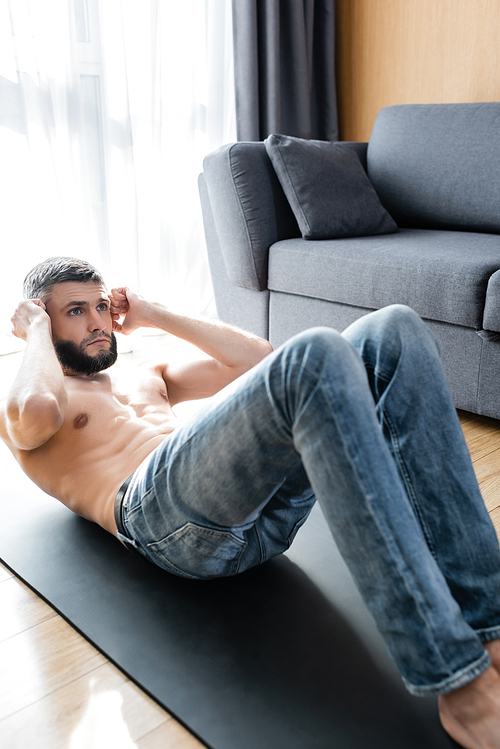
[2,256,500,748]
[2,257,271,535]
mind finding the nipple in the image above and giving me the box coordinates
[73,413,89,429]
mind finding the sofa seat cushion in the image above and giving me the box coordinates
[268,229,500,330]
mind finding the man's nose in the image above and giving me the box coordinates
[88,310,105,331]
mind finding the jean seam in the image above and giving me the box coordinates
[126,484,153,522]
[381,409,437,559]
[254,524,266,564]
[370,341,438,559]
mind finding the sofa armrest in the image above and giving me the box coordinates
[202,142,299,291]
[483,269,500,333]
[198,173,270,338]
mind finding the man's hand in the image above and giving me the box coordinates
[109,287,150,335]
[11,300,51,341]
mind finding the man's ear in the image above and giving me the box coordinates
[39,297,54,318]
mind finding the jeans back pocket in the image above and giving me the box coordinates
[146,523,247,579]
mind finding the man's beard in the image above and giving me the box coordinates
[54,333,118,375]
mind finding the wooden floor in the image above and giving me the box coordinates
[2,337,500,746]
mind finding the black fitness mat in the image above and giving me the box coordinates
[0,443,459,749]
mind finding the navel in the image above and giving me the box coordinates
[73,413,89,429]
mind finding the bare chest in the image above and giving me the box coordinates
[63,367,176,436]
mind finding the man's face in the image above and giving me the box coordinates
[44,282,118,375]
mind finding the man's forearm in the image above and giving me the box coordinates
[141,300,272,372]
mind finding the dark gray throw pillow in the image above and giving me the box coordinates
[264,134,398,240]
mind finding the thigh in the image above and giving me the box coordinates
[121,357,311,576]
[254,461,316,562]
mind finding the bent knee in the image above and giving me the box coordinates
[287,326,348,354]
[343,305,438,365]
[354,305,428,342]
[372,304,423,329]
[282,327,360,373]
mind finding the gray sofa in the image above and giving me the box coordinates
[199,103,500,419]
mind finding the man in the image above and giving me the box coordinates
[2,256,500,747]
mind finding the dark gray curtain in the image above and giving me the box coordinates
[232,0,338,142]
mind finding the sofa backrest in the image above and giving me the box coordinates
[367,102,500,233]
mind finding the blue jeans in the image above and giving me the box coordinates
[117,305,500,696]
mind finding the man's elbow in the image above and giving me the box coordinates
[240,338,274,373]
[7,394,64,449]
[256,339,274,362]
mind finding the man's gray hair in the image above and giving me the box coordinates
[23,257,105,302]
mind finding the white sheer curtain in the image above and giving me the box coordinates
[0,0,235,352]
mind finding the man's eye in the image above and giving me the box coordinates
[97,303,109,311]
[68,308,82,315]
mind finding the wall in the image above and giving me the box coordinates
[336,0,500,142]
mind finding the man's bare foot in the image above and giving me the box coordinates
[485,640,500,672]
[438,665,500,748]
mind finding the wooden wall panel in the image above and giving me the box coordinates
[336,0,500,142]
